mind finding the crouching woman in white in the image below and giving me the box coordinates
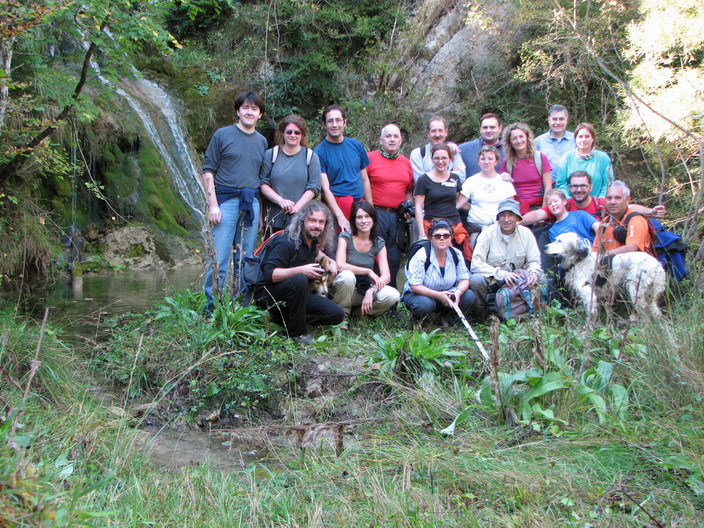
[333,200,400,318]
[402,219,476,324]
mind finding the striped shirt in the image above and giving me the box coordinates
[403,246,469,294]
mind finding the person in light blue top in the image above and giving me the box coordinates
[556,122,613,198]
[534,105,575,177]
[403,219,475,324]
[545,189,599,244]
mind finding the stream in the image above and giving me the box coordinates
[26,267,266,472]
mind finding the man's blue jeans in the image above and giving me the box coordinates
[204,197,260,311]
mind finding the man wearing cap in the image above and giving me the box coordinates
[367,124,414,288]
[470,199,542,314]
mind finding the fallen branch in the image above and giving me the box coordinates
[213,417,390,457]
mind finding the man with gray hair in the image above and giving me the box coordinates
[534,104,576,176]
[592,180,656,257]
[366,123,414,288]
[253,202,344,344]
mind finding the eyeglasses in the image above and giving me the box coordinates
[569,184,589,189]
[285,129,302,136]
[432,233,451,240]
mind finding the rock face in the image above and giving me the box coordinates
[101,225,202,270]
[103,226,166,270]
[386,0,509,145]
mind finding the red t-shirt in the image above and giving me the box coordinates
[541,196,605,222]
[367,150,413,209]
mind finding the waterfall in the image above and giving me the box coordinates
[113,79,205,223]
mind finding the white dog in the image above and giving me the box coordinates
[544,232,666,317]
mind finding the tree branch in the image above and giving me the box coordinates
[0,19,107,184]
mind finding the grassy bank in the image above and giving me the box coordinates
[2,276,703,526]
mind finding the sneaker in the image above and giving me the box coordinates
[292,333,313,345]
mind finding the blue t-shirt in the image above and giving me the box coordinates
[315,138,370,199]
[549,210,597,243]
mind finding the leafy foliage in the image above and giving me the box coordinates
[368,329,466,380]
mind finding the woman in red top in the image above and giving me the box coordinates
[500,122,553,215]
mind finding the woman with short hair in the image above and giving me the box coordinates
[403,219,475,324]
[414,143,473,261]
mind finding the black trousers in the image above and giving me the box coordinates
[375,208,402,289]
[254,274,344,337]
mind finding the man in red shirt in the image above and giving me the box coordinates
[593,180,656,256]
[521,170,665,225]
[366,124,413,288]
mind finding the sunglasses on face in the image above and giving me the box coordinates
[432,233,451,240]
[285,129,302,136]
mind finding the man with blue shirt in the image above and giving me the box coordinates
[202,91,268,313]
[534,105,575,177]
[458,113,505,177]
[315,105,371,232]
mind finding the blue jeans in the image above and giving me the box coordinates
[204,197,260,311]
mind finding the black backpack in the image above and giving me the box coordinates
[405,239,460,272]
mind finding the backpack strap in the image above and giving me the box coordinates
[305,147,313,166]
[424,244,461,271]
[533,150,542,174]
[420,145,427,159]
[271,145,280,165]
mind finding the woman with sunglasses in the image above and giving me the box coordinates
[333,201,400,320]
[403,219,475,324]
[414,143,473,261]
[260,114,322,235]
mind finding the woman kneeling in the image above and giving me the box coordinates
[403,219,476,324]
[333,201,400,318]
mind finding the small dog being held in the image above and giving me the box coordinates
[544,232,666,318]
[309,256,334,297]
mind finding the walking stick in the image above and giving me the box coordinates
[448,298,490,362]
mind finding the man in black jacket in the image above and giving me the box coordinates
[253,202,344,344]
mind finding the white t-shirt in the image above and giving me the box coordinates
[460,174,516,226]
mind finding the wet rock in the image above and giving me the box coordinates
[103,226,166,270]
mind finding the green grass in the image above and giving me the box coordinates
[2,276,704,526]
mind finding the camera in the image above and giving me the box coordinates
[397,200,416,223]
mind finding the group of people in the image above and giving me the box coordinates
[202,93,665,344]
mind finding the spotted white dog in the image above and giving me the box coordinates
[544,232,666,317]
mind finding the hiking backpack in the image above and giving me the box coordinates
[614,213,688,281]
[242,230,285,304]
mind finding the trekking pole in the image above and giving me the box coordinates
[448,298,490,362]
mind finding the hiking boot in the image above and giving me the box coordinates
[291,333,313,345]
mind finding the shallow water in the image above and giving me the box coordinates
[15,266,274,472]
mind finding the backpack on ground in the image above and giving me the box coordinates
[242,230,285,304]
[491,269,535,321]
[405,239,460,272]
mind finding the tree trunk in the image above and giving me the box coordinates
[0,35,15,133]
